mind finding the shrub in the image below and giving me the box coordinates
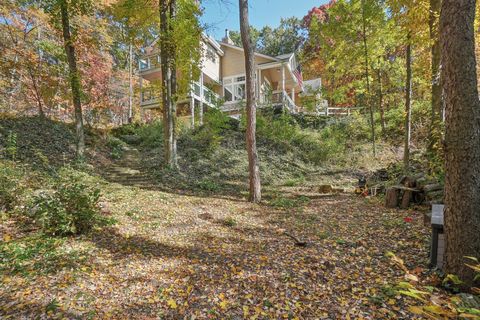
[196,179,220,192]
[106,136,126,159]
[31,168,105,236]
[137,120,164,148]
[180,109,236,157]
[190,127,223,156]
[111,123,140,137]
[0,161,24,211]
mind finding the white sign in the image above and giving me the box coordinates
[431,204,444,225]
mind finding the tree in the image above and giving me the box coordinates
[229,17,304,57]
[361,0,376,157]
[427,0,442,160]
[404,34,412,171]
[440,0,480,286]
[159,0,178,168]
[157,0,201,168]
[239,0,261,202]
[56,0,91,158]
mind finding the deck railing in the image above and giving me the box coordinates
[139,54,161,72]
[191,82,220,108]
[140,89,159,106]
[270,90,297,113]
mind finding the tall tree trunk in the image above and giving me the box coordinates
[440,0,480,287]
[377,66,386,137]
[239,0,261,202]
[361,0,376,157]
[128,43,133,123]
[404,34,412,172]
[159,0,177,168]
[60,0,85,159]
[428,0,443,156]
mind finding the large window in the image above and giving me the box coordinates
[223,75,246,102]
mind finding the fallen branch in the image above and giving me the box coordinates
[284,232,308,247]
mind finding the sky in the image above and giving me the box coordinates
[200,0,327,40]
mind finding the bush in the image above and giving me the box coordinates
[181,109,237,156]
[31,168,105,236]
[106,136,126,159]
[0,161,24,211]
[137,120,164,148]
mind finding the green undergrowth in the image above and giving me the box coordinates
[112,108,396,195]
[0,234,87,277]
[0,114,114,169]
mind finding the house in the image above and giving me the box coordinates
[138,30,325,123]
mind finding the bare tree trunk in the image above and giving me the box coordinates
[428,0,443,156]
[361,0,376,157]
[159,0,177,168]
[377,66,386,137]
[404,34,412,172]
[27,64,44,118]
[60,0,85,159]
[440,0,480,287]
[239,0,261,202]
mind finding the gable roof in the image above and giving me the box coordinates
[275,53,294,61]
[144,33,224,56]
[219,42,280,62]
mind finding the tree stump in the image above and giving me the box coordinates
[400,190,413,209]
[385,188,399,208]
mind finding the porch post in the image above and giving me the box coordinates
[199,73,204,125]
[257,68,262,102]
[291,88,295,103]
[281,65,286,93]
[139,77,144,123]
[190,83,195,128]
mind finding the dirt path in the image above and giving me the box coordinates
[1,174,431,319]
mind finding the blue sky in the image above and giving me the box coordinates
[200,0,327,40]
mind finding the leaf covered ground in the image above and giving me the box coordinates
[1,175,434,319]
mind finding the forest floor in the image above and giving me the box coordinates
[1,148,433,319]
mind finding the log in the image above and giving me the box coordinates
[385,188,399,208]
[423,183,443,193]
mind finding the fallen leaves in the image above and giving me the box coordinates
[1,184,435,319]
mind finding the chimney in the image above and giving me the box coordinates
[222,29,234,45]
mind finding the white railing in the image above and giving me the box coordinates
[191,82,220,108]
[139,54,161,72]
[317,106,362,116]
[140,89,159,106]
[269,90,297,113]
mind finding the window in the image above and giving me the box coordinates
[223,75,246,102]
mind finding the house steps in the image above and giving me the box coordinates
[101,147,158,189]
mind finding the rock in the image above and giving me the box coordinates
[99,201,111,215]
[318,185,333,193]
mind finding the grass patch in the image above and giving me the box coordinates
[0,234,86,276]
[269,195,311,209]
